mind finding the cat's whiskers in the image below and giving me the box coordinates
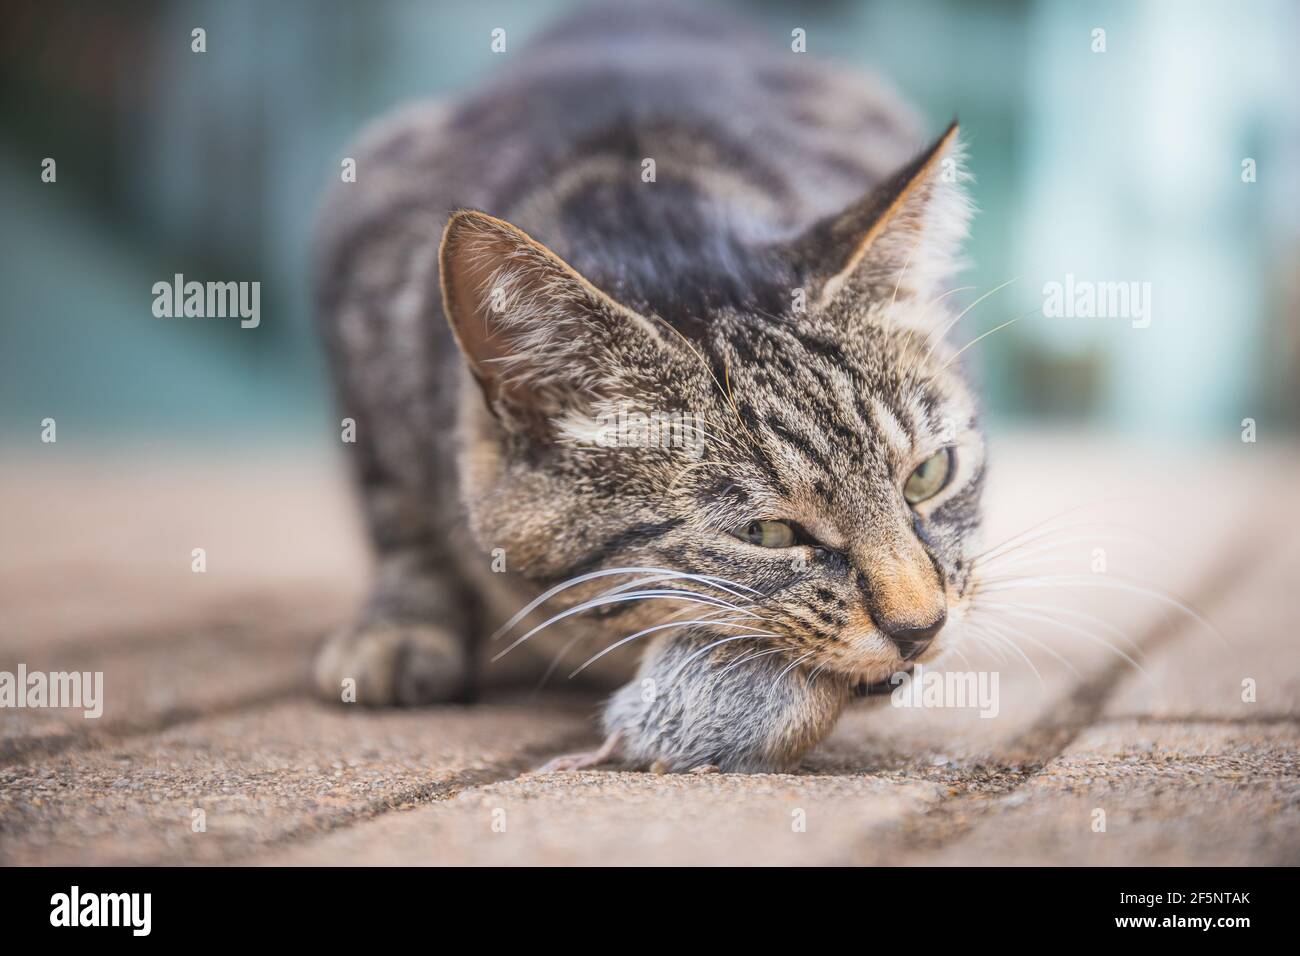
[569,618,773,678]
[694,413,765,457]
[492,566,761,643]
[894,282,979,376]
[944,643,976,670]
[926,284,978,309]
[973,529,1173,579]
[964,617,1070,682]
[980,623,1054,688]
[674,633,772,675]
[659,599,760,627]
[937,306,1041,373]
[535,604,742,691]
[805,658,833,687]
[962,518,1220,683]
[973,600,1146,674]
[976,553,1099,578]
[969,502,1151,566]
[894,282,977,371]
[961,556,1224,685]
[888,232,928,357]
[975,598,1140,653]
[658,416,731,449]
[534,630,591,691]
[960,624,1008,663]
[667,459,729,492]
[765,650,818,704]
[635,308,764,453]
[913,276,1019,377]
[720,355,765,450]
[718,645,786,679]
[496,564,782,677]
[972,574,1223,644]
[493,587,761,662]
[974,523,1166,565]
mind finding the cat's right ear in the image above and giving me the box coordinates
[438,210,676,431]
[776,122,972,310]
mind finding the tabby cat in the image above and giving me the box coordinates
[313,5,984,772]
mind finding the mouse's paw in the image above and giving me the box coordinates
[533,732,623,773]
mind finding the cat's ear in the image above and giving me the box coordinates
[439,210,675,431]
[781,122,971,309]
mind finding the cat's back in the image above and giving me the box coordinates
[316,5,922,319]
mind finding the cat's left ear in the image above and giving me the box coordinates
[438,210,681,435]
[779,122,971,309]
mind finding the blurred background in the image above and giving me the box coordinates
[2,1,1299,869]
[1,0,1297,448]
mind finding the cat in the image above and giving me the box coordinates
[312,4,984,772]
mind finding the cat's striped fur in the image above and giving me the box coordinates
[313,5,985,771]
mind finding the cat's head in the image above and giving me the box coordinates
[439,123,984,688]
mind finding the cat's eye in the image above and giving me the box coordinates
[904,448,953,505]
[735,519,797,549]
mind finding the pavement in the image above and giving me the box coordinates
[1,433,1297,866]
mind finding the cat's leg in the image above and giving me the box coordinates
[314,547,477,706]
[314,480,480,706]
[544,632,852,773]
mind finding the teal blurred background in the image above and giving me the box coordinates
[2,0,1297,448]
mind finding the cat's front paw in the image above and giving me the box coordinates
[313,619,469,706]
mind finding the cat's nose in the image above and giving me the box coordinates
[854,541,948,659]
[883,614,946,661]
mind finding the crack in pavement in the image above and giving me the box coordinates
[225,731,600,865]
[0,594,347,661]
[225,760,535,864]
[0,682,308,767]
[1099,713,1299,727]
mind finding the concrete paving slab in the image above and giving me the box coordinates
[264,769,949,866]
[914,720,1300,866]
[0,698,591,865]
[1103,539,1300,720]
